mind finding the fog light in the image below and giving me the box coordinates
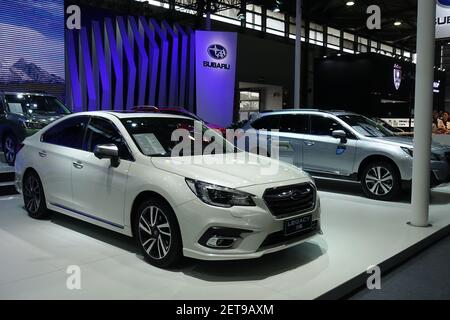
[198,227,253,250]
[206,236,237,249]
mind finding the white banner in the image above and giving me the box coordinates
[436,0,450,39]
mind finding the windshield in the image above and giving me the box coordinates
[373,118,404,133]
[121,117,236,157]
[338,115,394,137]
[4,94,71,116]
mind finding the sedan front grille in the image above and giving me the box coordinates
[263,183,316,218]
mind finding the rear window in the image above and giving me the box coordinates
[251,115,281,130]
[279,114,309,134]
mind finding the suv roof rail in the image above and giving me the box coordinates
[0,91,52,96]
[258,108,353,115]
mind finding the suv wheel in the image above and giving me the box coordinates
[3,134,17,166]
[133,199,183,268]
[23,171,49,219]
[361,161,401,201]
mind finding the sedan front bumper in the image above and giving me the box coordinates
[175,194,321,261]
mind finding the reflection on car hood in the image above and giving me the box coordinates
[373,136,450,153]
[151,153,310,188]
[21,113,66,126]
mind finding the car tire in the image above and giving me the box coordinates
[361,160,401,201]
[23,171,49,219]
[2,134,17,166]
[133,199,183,268]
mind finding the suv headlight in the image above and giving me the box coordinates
[185,179,256,208]
[401,147,413,157]
[401,147,441,161]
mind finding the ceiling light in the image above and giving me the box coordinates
[346,1,355,6]
[394,21,402,26]
[273,0,282,13]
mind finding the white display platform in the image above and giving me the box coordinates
[0,184,449,299]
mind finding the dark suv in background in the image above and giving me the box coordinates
[0,92,71,165]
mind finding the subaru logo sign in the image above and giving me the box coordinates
[437,0,450,7]
[290,189,310,201]
[208,44,227,60]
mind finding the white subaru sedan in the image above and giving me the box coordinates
[14,112,321,268]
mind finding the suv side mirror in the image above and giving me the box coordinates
[94,144,120,168]
[332,130,347,144]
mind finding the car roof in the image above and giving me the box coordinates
[72,111,193,120]
[257,109,359,117]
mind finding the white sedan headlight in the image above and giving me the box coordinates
[185,179,256,208]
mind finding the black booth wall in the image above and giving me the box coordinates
[314,53,446,118]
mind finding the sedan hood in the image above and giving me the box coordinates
[151,153,310,188]
[372,136,449,153]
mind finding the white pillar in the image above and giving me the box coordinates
[294,0,302,108]
[410,0,436,227]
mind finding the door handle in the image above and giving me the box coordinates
[38,151,47,158]
[277,141,293,151]
[304,141,315,146]
[73,161,84,169]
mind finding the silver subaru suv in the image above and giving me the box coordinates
[240,110,450,201]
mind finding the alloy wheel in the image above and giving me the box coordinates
[364,166,394,196]
[4,136,16,164]
[138,206,172,260]
[23,175,41,214]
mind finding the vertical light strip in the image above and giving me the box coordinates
[139,17,160,106]
[92,21,111,110]
[187,27,196,112]
[175,23,188,108]
[105,18,123,110]
[65,29,82,112]
[80,27,97,110]
[163,20,179,107]
[129,16,149,106]
[151,18,169,107]
[117,16,137,109]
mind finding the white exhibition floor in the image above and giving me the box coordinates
[0,183,449,300]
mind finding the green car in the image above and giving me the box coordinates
[0,92,72,165]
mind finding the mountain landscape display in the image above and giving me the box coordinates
[0,58,64,84]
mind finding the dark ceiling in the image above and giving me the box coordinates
[94,0,420,51]
[250,0,418,51]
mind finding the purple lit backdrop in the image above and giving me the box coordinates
[64,3,237,123]
[65,3,197,112]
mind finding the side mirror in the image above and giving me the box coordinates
[94,144,120,168]
[332,130,347,144]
